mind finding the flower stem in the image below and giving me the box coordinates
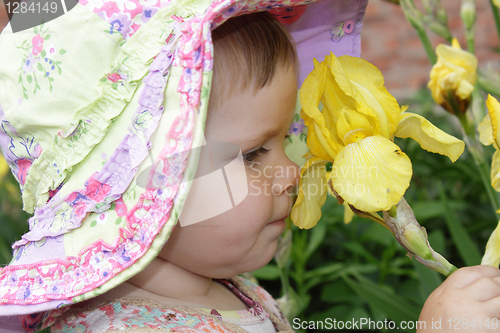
[416,27,437,64]
[465,29,476,55]
[490,0,500,47]
[459,119,500,216]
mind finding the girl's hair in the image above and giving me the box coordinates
[209,11,298,108]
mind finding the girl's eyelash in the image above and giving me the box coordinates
[243,147,270,165]
[242,135,290,165]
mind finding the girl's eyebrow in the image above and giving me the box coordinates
[246,126,283,145]
[246,118,294,144]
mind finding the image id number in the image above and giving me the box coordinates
[6,1,58,14]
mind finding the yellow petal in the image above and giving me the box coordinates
[435,44,477,87]
[395,113,465,162]
[481,220,500,267]
[455,77,475,100]
[451,38,461,49]
[322,61,356,145]
[300,59,340,160]
[478,114,494,146]
[486,94,500,148]
[491,150,500,192]
[0,154,9,179]
[330,54,403,138]
[330,135,412,212]
[291,156,328,229]
[336,108,374,145]
[343,201,354,224]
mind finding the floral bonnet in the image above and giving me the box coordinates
[0,0,368,330]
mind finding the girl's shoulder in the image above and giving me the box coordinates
[225,276,291,330]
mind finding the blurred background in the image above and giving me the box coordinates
[1,0,499,332]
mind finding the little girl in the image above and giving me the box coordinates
[0,0,368,331]
[1,0,500,332]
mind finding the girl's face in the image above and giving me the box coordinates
[159,65,300,278]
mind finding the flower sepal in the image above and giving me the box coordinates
[383,197,457,277]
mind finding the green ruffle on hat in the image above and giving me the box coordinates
[0,0,368,330]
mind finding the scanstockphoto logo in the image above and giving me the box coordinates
[3,0,78,33]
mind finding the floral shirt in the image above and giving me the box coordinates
[49,276,294,332]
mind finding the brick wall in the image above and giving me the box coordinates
[362,0,500,99]
[0,0,498,99]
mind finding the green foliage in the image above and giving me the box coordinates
[0,171,29,265]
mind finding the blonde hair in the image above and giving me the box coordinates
[209,11,298,108]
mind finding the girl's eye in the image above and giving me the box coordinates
[242,147,270,166]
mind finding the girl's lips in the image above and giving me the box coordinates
[267,213,289,225]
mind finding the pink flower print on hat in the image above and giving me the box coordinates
[107,72,122,82]
[31,34,44,56]
[343,19,355,34]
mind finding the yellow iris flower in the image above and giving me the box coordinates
[478,95,500,192]
[428,39,478,115]
[479,95,500,267]
[291,53,465,229]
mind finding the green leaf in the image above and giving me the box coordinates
[59,49,66,55]
[58,67,61,75]
[342,241,379,264]
[412,200,465,222]
[37,63,43,71]
[342,274,420,323]
[303,263,343,280]
[412,259,442,303]
[90,220,97,228]
[115,217,122,225]
[438,181,481,266]
[320,280,358,303]
[26,75,32,84]
[41,50,46,58]
[44,34,51,40]
[112,82,118,90]
[304,222,326,261]
[252,264,280,280]
[34,26,38,34]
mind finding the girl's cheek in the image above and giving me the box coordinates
[247,171,273,197]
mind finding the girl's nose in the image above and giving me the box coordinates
[275,154,300,196]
